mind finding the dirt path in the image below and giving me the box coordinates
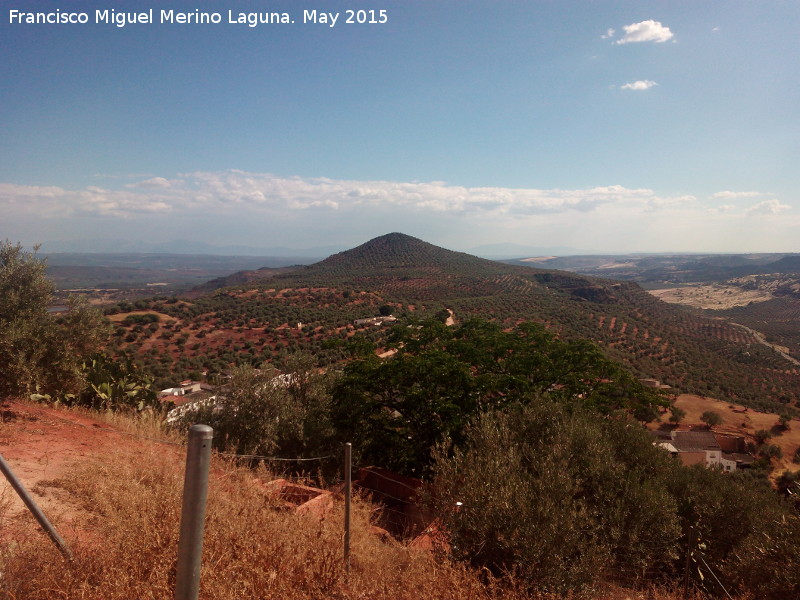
[728,322,800,367]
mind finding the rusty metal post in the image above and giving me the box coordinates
[344,442,352,576]
[175,424,213,600]
[0,452,72,560]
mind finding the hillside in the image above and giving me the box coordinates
[0,399,501,599]
[0,398,717,600]
[508,252,800,284]
[193,265,303,293]
[110,233,800,412]
[316,232,496,271]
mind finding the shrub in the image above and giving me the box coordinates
[669,405,686,425]
[175,355,336,465]
[428,400,681,594]
[754,429,773,445]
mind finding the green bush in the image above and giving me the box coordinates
[428,398,800,596]
[428,400,681,593]
[175,354,336,465]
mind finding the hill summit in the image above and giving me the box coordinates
[316,232,497,272]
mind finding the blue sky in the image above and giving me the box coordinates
[1,1,798,254]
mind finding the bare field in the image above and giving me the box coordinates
[648,284,773,310]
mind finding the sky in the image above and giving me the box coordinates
[1,0,798,255]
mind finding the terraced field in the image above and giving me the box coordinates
[109,233,800,412]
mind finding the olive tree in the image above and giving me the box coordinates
[427,400,681,593]
[700,410,722,428]
[176,355,336,462]
[0,241,109,398]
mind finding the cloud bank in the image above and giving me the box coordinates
[746,199,791,216]
[0,172,794,253]
[0,173,698,219]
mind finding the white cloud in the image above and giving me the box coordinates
[712,190,765,200]
[615,20,674,45]
[601,28,615,40]
[0,173,695,220]
[707,205,735,214]
[746,199,791,216]
[0,182,174,218]
[620,80,658,91]
[130,177,172,189]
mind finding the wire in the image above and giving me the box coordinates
[356,466,423,495]
[698,555,734,600]
[217,451,333,462]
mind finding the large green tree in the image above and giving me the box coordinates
[0,241,109,398]
[331,317,667,475]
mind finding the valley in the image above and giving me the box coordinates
[83,233,800,416]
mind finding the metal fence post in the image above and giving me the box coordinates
[175,424,213,600]
[344,442,352,576]
[683,523,694,599]
[0,453,72,560]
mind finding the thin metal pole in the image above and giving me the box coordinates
[683,523,693,599]
[344,442,352,576]
[0,453,72,560]
[175,424,213,600]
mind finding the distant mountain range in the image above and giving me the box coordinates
[506,252,800,283]
[467,242,586,259]
[36,237,586,259]
[37,238,343,258]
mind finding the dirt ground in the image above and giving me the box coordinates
[0,399,180,547]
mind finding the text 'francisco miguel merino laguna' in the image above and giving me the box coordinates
[9,9,388,28]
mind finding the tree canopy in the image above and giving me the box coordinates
[0,241,109,398]
[331,317,667,475]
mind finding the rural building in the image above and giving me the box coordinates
[159,381,215,407]
[639,378,672,390]
[353,315,398,327]
[652,430,753,472]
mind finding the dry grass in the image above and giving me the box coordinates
[72,404,183,444]
[0,406,721,600]
[1,446,496,600]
